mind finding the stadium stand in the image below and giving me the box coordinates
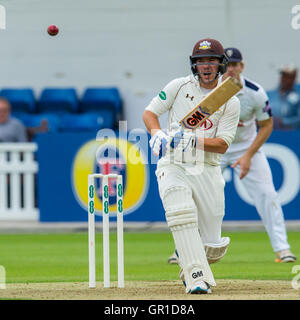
[59,112,106,132]
[38,88,79,114]
[0,88,36,113]
[80,87,122,129]
[80,87,122,113]
[0,86,123,134]
[22,113,61,133]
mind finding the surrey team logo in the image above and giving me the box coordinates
[72,138,149,216]
[199,41,211,50]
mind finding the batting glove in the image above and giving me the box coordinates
[149,130,170,158]
[169,122,183,149]
[169,122,197,152]
[179,131,197,152]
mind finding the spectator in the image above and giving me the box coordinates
[268,64,300,130]
[0,97,28,142]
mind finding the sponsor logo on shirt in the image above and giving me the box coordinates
[159,91,167,100]
[186,93,194,101]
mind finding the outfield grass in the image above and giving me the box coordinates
[0,231,299,284]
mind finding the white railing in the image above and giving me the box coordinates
[0,143,39,220]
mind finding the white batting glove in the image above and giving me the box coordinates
[169,122,183,149]
[169,122,197,152]
[149,130,170,157]
[177,131,197,152]
[171,125,197,164]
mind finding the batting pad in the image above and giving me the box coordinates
[163,186,198,228]
[204,237,230,264]
[162,185,216,290]
[172,226,216,291]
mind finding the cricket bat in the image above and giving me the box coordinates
[180,77,242,129]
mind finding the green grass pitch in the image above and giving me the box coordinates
[0,231,299,284]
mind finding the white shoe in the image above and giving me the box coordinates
[168,251,179,264]
[275,249,296,263]
[189,281,212,294]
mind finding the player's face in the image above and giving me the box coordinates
[280,71,297,91]
[225,62,244,79]
[196,57,220,84]
[0,100,10,124]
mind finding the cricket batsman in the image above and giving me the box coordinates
[220,47,296,263]
[143,38,240,294]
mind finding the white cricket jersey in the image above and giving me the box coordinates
[145,74,240,166]
[224,75,271,153]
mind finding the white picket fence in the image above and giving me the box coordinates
[0,143,39,220]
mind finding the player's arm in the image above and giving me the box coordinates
[196,96,240,155]
[170,126,229,155]
[143,78,181,156]
[142,110,161,136]
[196,137,229,154]
[231,118,272,178]
[232,87,272,179]
[143,109,170,157]
[173,91,240,154]
[143,78,182,134]
[195,96,240,154]
[143,109,169,157]
[245,118,272,158]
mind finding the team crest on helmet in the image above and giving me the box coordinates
[226,49,233,57]
[199,41,211,50]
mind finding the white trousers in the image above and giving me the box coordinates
[221,148,290,252]
[156,164,225,244]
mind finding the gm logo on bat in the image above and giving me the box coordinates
[181,107,210,129]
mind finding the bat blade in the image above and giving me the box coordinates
[180,77,242,129]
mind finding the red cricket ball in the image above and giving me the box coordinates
[47,25,59,36]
